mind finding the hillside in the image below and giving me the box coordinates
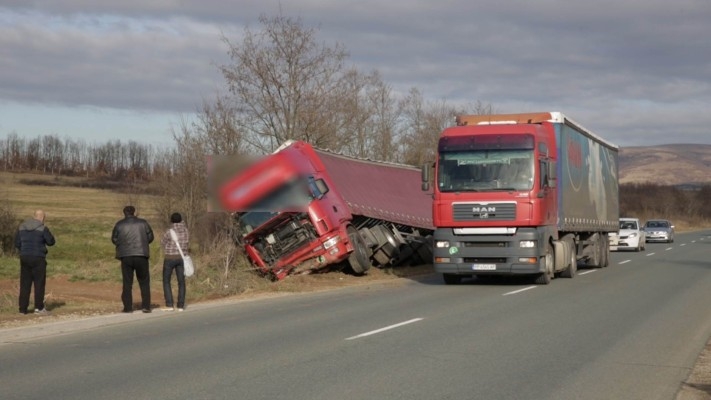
[618,144,711,186]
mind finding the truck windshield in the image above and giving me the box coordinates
[438,150,534,192]
[236,178,314,234]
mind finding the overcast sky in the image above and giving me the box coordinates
[1,0,709,148]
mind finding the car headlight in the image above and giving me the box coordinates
[629,232,638,238]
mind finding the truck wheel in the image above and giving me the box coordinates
[347,226,371,275]
[443,273,462,285]
[600,238,610,268]
[560,241,577,279]
[534,242,554,284]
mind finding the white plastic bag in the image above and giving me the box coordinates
[169,228,194,277]
[182,255,195,277]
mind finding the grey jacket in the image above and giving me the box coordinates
[15,218,56,258]
[111,216,154,259]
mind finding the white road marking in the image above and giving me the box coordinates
[346,318,423,340]
[619,260,631,264]
[646,252,655,256]
[682,243,688,246]
[503,286,537,296]
[665,247,673,251]
[579,270,597,275]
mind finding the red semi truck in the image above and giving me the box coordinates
[218,140,433,280]
[422,112,619,284]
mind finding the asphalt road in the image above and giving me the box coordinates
[2,230,711,400]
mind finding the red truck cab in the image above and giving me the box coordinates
[218,141,358,280]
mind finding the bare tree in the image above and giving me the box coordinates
[219,12,349,152]
[194,96,246,156]
[397,88,462,166]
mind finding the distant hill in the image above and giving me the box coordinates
[618,144,711,186]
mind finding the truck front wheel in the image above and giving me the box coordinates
[347,226,371,275]
[534,242,554,284]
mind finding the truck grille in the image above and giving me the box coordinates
[453,203,516,221]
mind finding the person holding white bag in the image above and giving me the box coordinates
[160,212,190,311]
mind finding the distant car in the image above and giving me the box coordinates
[643,219,675,243]
[609,218,646,251]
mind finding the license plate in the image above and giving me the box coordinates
[472,263,496,270]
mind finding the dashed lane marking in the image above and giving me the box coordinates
[346,318,423,340]
[502,286,537,296]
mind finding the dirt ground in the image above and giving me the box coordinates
[0,265,432,328]
[2,268,710,399]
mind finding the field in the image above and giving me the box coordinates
[0,172,430,326]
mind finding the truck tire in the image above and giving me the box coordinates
[600,237,609,268]
[534,242,554,284]
[560,241,577,278]
[443,273,462,285]
[347,226,371,275]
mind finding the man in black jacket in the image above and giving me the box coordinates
[15,209,56,315]
[111,206,154,313]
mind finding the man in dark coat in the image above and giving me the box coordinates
[15,209,56,315]
[111,205,154,313]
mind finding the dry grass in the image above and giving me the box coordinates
[0,172,161,280]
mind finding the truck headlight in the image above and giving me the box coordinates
[519,240,536,248]
[322,236,340,249]
[435,241,450,248]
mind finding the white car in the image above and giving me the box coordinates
[609,218,646,252]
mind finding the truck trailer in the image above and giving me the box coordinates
[218,140,433,280]
[422,112,619,284]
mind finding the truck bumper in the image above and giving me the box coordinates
[432,228,544,276]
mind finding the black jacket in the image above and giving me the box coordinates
[15,218,56,258]
[111,216,154,259]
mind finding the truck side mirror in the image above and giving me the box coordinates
[421,163,431,191]
[547,161,557,188]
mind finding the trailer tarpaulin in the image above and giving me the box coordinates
[315,149,433,230]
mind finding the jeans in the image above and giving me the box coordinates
[19,256,47,313]
[163,258,185,308]
[120,256,151,311]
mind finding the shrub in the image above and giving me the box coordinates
[0,196,18,256]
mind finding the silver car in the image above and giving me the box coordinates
[643,219,675,243]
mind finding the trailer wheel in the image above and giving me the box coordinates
[600,237,609,268]
[347,226,371,275]
[443,273,462,285]
[534,242,554,284]
[560,241,577,279]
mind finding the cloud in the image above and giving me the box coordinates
[0,0,709,145]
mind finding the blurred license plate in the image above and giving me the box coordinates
[472,263,496,270]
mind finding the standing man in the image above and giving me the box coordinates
[15,209,56,315]
[111,206,154,313]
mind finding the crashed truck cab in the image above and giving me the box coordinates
[218,141,356,280]
[217,140,434,280]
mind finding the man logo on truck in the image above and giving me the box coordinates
[473,206,496,213]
